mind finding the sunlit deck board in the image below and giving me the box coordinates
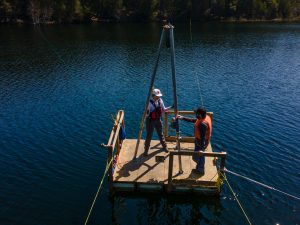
[169,143,218,186]
[112,139,141,183]
[113,139,167,184]
[135,142,166,185]
[113,139,219,193]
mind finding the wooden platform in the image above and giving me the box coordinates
[113,139,221,195]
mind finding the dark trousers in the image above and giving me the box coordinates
[192,140,206,172]
[144,118,167,153]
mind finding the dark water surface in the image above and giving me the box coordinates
[0,22,299,225]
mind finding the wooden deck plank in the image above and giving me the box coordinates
[171,144,218,186]
[135,140,166,184]
[113,139,141,183]
[162,143,218,185]
[113,139,219,190]
[167,141,193,181]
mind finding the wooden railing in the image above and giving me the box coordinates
[164,110,227,192]
[103,110,226,193]
[167,150,227,192]
[164,111,213,142]
[101,110,124,191]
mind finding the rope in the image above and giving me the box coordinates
[35,25,66,64]
[84,157,113,225]
[110,114,115,123]
[189,21,204,107]
[224,168,300,201]
[195,74,204,107]
[221,173,252,225]
[215,171,223,192]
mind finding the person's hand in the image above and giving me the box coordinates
[170,104,175,109]
[177,115,183,120]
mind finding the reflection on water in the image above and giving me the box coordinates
[0,22,300,225]
[110,194,223,225]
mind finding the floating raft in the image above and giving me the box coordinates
[104,110,227,196]
[114,139,221,194]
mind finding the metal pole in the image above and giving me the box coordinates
[133,28,165,159]
[169,25,183,173]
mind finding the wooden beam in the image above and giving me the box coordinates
[107,110,122,147]
[111,111,124,149]
[167,153,174,193]
[166,136,194,142]
[165,111,213,116]
[164,113,168,137]
[108,146,113,192]
[165,111,213,143]
[166,151,227,192]
[170,150,227,158]
[116,136,120,155]
[121,110,125,128]
[111,124,121,149]
[220,153,227,175]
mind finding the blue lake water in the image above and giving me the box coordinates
[0,22,300,225]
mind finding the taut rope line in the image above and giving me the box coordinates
[225,168,300,201]
[189,21,204,107]
[221,173,252,225]
[84,158,113,225]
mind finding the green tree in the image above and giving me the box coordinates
[236,0,254,18]
[278,0,291,17]
[211,0,226,17]
[53,0,67,23]
[265,0,279,18]
[101,0,121,19]
[0,0,13,21]
[253,0,268,18]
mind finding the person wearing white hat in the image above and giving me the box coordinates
[144,88,173,156]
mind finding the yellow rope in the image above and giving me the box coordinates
[84,158,113,225]
[111,114,117,125]
[216,171,223,193]
[221,173,252,225]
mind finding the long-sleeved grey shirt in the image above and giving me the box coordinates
[147,98,172,116]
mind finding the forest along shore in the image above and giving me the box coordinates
[1,0,300,24]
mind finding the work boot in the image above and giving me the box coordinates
[195,165,205,175]
[143,149,149,157]
[162,146,169,153]
[192,169,205,176]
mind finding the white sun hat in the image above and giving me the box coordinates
[152,88,163,97]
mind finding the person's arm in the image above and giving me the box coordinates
[146,102,151,116]
[199,122,208,149]
[178,115,196,123]
[160,99,173,112]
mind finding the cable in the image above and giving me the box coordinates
[221,173,252,225]
[224,168,300,201]
[84,158,113,225]
[195,73,204,107]
[35,25,66,64]
[189,21,204,107]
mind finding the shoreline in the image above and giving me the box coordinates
[1,17,300,25]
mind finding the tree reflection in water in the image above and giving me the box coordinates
[110,193,223,225]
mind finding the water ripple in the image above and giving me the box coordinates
[1,23,300,225]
